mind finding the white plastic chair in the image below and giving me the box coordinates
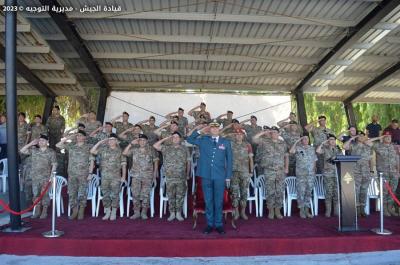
[159,172,188,218]
[0,158,8,193]
[126,171,156,218]
[68,174,99,217]
[257,174,287,217]
[247,169,259,217]
[285,176,314,217]
[96,180,126,218]
[365,177,380,215]
[313,174,326,216]
[33,175,67,217]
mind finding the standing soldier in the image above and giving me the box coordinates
[215,111,234,128]
[277,112,303,133]
[77,111,102,135]
[240,115,262,155]
[230,129,254,220]
[111,111,134,135]
[138,116,159,145]
[56,130,94,220]
[123,134,159,220]
[280,121,301,176]
[188,103,211,124]
[20,134,57,219]
[154,121,179,144]
[305,115,334,174]
[17,112,30,152]
[166,108,189,137]
[253,126,289,219]
[316,134,342,217]
[29,115,47,141]
[154,132,190,221]
[289,135,317,218]
[90,134,127,221]
[344,132,372,217]
[367,131,400,216]
[46,106,65,149]
[90,122,114,143]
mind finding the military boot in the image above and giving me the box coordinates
[383,203,391,217]
[69,207,79,220]
[167,212,176,221]
[267,207,274,219]
[141,207,148,220]
[305,207,313,218]
[32,205,41,219]
[130,208,141,220]
[39,206,48,219]
[299,207,306,219]
[325,202,332,217]
[360,205,367,217]
[77,206,85,220]
[275,207,283,219]
[102,207,111,220]
[109,208,117,221]
[233,207,239,220]
[388,203,399,217]
[240,207,248,220]
[176,211,184,221]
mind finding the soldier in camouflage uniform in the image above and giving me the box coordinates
[316,134,342,217]
[90,122,114,143]
[241,115,262,157]
[188,103,211,125]
[138,116,159,145]
[305,115,334,174]
[56,130,94,220]
[20,134,57,219]
[29,115,47,141]
[154,132,190,221]
[254,126,271,175]
[165,108,189,137]
[216,110,234,128]
[46,106,65,149]
[90,133,127,221]
[253,126,289,219]
[77,111,102,136]
[344,132,372,217]
[123,134,159,220]
[154,121,179,145]
[18,112,30,152]
[290,135,317,218]
[111,111,134,135]
[281,121,302,176]
[229,129,254,220]
[367,132,400,217]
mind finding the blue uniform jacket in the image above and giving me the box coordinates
[187,130,233,180]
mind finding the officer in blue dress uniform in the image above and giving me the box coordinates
[187,120,233,234]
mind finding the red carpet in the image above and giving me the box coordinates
[1,210,400,257]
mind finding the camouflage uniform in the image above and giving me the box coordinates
[81,120,102,136]
[92,131,112,143]
[30,124,47,141]
[93,145,126,209]
[59,142,92,209]
[23,147,57,207]
[311,127,333,174]
[349,142,372,207]
[192,110,211,124]
[160,144,190,213]
[142,124,159,145]
[217,118,233,128]
[373,142,399,204]
[281,128,301,176]
[259,138,288,208]
[17,122,30,151]
[46,115,65,149]
[294,145,317,209]
[177,116,188,137]
[113,121,133,136]
[243,124,262,158]
[230,140,253,209]
[127,145,159,212]
[320,144,342,206]
[160,131,175,145]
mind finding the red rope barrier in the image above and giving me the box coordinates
[384,181,400,207]
[0,180,52,215]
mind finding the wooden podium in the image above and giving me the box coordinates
[334,155,361,232]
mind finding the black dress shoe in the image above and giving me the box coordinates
[216,226,225,234]
[203,226,213,234]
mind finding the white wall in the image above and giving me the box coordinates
[105,92,291,126]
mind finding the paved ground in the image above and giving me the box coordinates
[1,251,400,265]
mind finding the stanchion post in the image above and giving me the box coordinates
[371,172,392,235]
[42,172,64,238]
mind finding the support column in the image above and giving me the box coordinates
[344,103,357,128]
[42,96,55,124]
[294,90,308,131]
[96,87,107,123]
[5,0,22,231]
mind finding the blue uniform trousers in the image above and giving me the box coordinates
[201,177,225,228]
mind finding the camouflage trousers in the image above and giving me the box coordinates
[230,171,250,208]
[101,177,121,208]
[32,177,50,207]
[354,161,371,207]
[288,154,296,177]
[21,159,32,204]
[264,168,285,208]
[166,177,187,213]
[379,171,399,204]
[323,173,338,204]
[296,173,314,208]
[316,153,325,175]
[68,175,88,209]
[131,172,153,210]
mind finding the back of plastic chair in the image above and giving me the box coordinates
[368,177,379,197]
[0,158,8,175]
[284,176,297,195]
[49,175,67,196]
[87,175,99,199]
[314,174,325,198]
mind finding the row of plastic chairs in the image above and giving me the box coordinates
[0,158,8,193]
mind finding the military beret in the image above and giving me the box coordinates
[263,125,270,130]
[77,130,87,136]
[105,122,113,126]
[78,123,86,128]
[178,107,184,111]
[318,115,327,120]
[200,102,206,106]
[209,119,220,127]
[39,134,48,141]
[227,110,233,114]
[170,120,179,126]
[250,115,257,120]
[232,119,239,124]
[134,124,143,130]
[108,133,118,139]
[327,133,336,139]
[123,111,129,116]
[138,134,148,140]
[172,131,182,138]
[270,126,280,132]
